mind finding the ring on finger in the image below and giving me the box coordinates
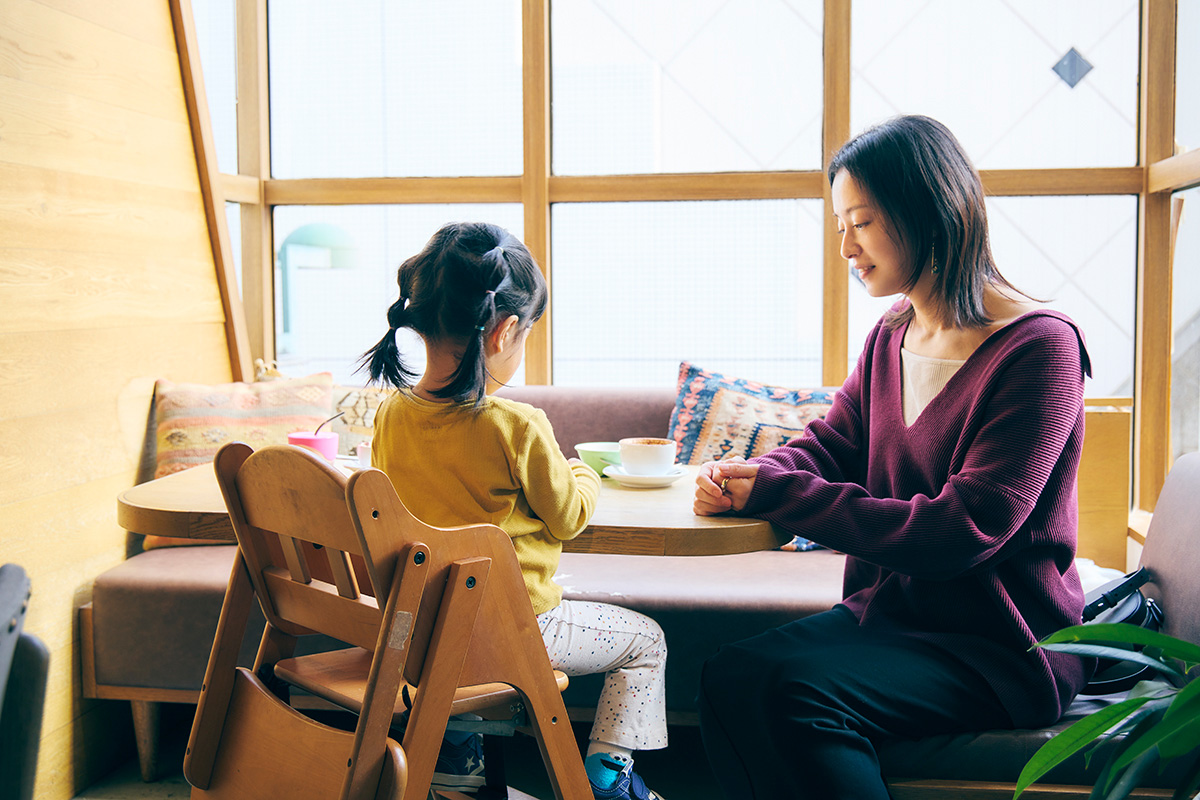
[720,477,730,492]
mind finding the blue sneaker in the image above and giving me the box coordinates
[586,753,667,800]
[430,734,486,794]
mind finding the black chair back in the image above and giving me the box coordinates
[0,564,50,800]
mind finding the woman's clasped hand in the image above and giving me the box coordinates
[693,457,759,515]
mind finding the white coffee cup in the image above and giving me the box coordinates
[618,437,677,476]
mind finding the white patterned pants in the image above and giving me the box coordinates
[537,599,669,751]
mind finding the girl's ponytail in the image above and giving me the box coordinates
[440,280,503,407]
[358,297,417,389]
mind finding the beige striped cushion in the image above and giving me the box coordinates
[153,373,334,479]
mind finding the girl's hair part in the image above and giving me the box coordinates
[358,222,547,406]
[827,114,1025,329]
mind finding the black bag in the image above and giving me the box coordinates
[1079,566,1165,695]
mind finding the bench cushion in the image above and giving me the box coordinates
[91,546,261,690]
[556,549,846,715]
[91,546,345,692]
[878,692,1186,788]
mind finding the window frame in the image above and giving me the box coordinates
[182,0,1197,519]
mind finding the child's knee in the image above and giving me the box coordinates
[642,616,666,658]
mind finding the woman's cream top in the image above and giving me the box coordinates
[901,348,966,426]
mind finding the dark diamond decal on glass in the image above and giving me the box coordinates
[1053,48,1093,88]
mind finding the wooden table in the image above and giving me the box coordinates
[117,463,788,556]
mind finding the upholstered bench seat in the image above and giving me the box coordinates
[556,549,847,720]
[88,546,260,694]
[879,694,1187,791]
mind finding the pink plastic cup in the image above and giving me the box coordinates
[287,431,338,461]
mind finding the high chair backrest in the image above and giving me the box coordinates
[345,465,593,800]
[217,443,392,650]
[346,465,551,691]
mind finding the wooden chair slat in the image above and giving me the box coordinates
[279,534,312,584]
[326,547,360,599]
[262,570,381,651]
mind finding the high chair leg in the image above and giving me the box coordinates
[402,558,491,797]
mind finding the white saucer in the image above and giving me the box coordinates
[602,464,687,488]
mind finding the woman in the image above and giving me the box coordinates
[693,115,1092,799]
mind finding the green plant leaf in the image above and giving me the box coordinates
[1014,696,1152,798]
[1110,703,1200,774]
[1127,680,1180,700]
[1157,716,1200,761]
[1101,749,1159,800]
[1039,643,1186,681]
[1087,707,1166,799]
[1039,624,1200,666]
[1086,701,1168,769]
[1164,678,1200,722]
[1136,681,1200,763]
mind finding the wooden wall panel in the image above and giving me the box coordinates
[0,75,197,189]
[0,326,229,419]
[0,250,223,334]
[0,0,234,796]
[0,163,214,256]
[1,1,182,116]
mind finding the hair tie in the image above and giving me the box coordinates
[485,289,496,297]
[475,325,486,332]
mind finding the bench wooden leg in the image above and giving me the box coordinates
[130,699,160,782]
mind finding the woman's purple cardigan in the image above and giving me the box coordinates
[744,309,1092,727]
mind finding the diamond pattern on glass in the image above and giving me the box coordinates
[1052,47,1094,88]
[850,1,1137,169]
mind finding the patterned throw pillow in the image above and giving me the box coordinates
[145,373,334,549]
[668,361,837,552]
[154,373,334,479]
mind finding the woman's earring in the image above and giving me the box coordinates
[931,244,940,275]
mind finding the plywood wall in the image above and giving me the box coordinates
[0,1,233,795]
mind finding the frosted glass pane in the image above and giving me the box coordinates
[849,196,1136,398]
[274,205,524,385]
[1178,1,1200,154]
[552,0,824,175]
[850,0,1138,168]
[1172,187,1200,460]
[193,0,237,173]
[552,200,824,387]
[269,1,523,179]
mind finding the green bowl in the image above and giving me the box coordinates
[575,441,622,476]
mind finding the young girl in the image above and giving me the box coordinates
[360,222,668,800]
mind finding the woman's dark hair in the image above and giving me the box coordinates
[827,114,1024,329]
[359,222,548,406]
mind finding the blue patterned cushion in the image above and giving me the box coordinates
[668,361,836,551]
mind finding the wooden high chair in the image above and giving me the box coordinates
[184,442,590,800]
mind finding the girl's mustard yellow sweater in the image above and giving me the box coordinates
[371,389,600,615]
